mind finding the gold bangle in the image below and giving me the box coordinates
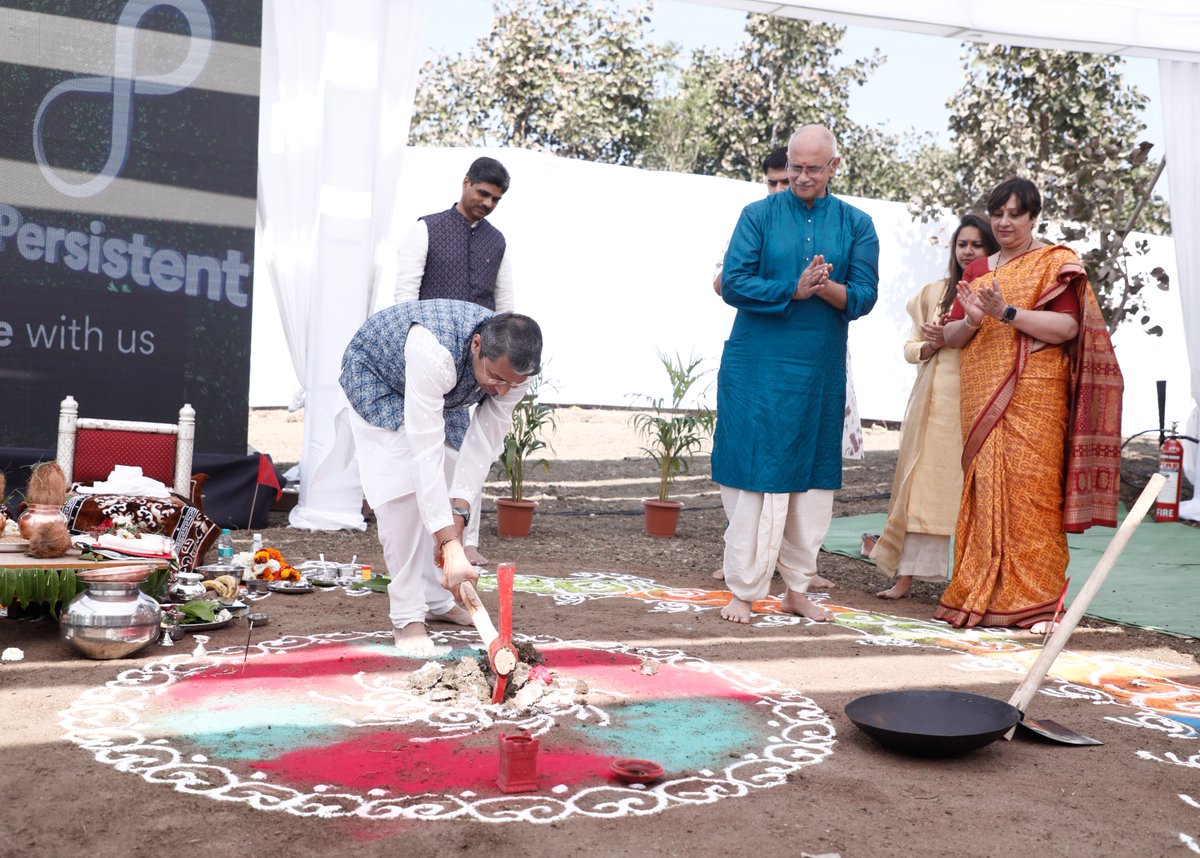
[963,316,981,329]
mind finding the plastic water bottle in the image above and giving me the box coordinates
[216,529,234,563]
[251,533,263,555]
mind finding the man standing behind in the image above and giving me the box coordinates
[337,300,542,655]
[394,156,514,566]
[712,146,790,296]
[714,125,879,625]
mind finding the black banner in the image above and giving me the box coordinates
[0,0,261,454]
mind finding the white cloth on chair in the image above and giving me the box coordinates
[75,465,171,498]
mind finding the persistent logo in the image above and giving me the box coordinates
[33,0,214,198]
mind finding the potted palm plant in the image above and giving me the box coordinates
[630,351,714,538]
[495,379,555,538]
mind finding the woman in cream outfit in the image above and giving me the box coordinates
[870,214,998,598]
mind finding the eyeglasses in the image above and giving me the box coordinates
[485,375,529,393]
[786,157,836,177]
[481,358,529,393]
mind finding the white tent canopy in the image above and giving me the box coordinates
[256,0,1200,528]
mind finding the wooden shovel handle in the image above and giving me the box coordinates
[1007,473,1165,714]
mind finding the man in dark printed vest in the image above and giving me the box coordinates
[395,157,514,567]
[335,300,542,655]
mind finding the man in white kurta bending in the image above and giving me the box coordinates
[338,300,542,655]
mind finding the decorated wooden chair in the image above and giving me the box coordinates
[54,396,222,571]
[55,395,199,503]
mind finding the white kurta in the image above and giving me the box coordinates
[347,326,523,626]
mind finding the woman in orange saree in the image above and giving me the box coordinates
[934,178,1123,630]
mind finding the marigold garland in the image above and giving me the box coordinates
[254,546,300,582]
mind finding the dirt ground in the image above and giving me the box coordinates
[3,407,1199,858]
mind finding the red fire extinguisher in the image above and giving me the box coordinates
[1155,424,1183,522]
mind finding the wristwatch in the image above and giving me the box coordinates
[1001,304,1018,324]
[451,505,471,527]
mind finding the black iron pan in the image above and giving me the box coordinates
[846,474,1164,757]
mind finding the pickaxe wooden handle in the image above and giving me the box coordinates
[457,576,518,685]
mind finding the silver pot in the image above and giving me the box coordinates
[60,580,162,659]
[168,571,207,602]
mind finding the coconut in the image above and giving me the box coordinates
[26,462,69,506]
[28,520,73,558]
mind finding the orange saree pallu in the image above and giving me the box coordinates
[934,246,1122,629]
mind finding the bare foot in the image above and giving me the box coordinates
[425,605,472,626]
[810,574,836,590]
[464,545,489,566]
[780,590,834,622]
[720,596,754,624]
[876,576,913,600]
[392,622,450,656]
[1030,620,1061,636]
[711,568,725,581]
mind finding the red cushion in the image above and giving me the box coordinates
[74,428,176,486]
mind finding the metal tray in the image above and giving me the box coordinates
[0,540,30,553]
[177,611,235,632]
[268,581,315,594]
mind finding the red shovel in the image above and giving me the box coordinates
[457,562,518,703]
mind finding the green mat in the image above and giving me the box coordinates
[825,509,1200,638]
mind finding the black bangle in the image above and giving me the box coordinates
[439,536,459,551]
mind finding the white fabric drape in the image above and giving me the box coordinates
[257,0,429,530]
[1159,60,1200,520]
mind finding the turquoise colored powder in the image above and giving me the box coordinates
[573,697,761,771]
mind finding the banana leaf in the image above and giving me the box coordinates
[0,568,84,617]
[350,577,391,593]
[1,564,166,617]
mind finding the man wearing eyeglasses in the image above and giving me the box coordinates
[710,145,864,590]
[334,300,542,655]
[714,124,879,626]
[394,156,515,567]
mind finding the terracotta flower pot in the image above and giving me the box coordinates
[496,498,537,538]
[642,499,684,538]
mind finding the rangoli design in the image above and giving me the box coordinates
[60,571,1200,842]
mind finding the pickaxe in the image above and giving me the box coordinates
[456,562,518,703]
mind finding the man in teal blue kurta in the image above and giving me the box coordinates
[714,125,879,625]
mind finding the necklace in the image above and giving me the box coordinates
[996,236,1035,268]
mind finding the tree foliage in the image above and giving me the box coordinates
[911,43,1169,334]
[409,0,671,166]
[643,14,934,202]
[410,3,1171,334]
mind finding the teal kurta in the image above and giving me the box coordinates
[712,191,879,493]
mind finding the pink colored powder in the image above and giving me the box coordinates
[542,646,757,702]
[253,730,613,795]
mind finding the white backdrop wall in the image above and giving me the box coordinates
[250,146,1191,438]
[254,0,1198,527]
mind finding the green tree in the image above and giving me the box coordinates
[913,43,1169,334]
[647,14,933,202]
[675,15,876,180]
[409,0,671,166]
[639,57,718,174]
